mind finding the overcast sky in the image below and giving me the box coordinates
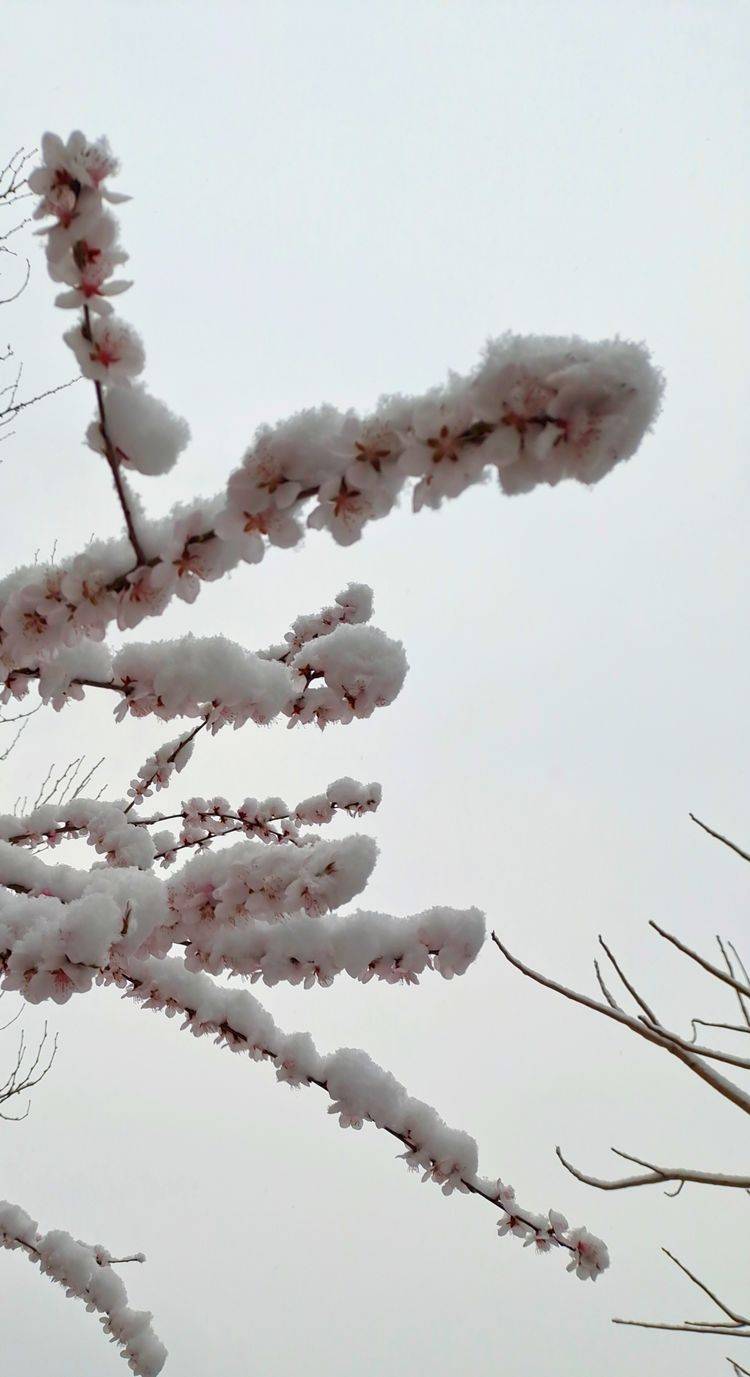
[2,3,749,1375]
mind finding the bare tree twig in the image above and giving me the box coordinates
[661,1249,750,1326]
[650,922,750,1001]
[690,813,750,866]
[555,1145,750,1193]
[690,1019,750,1042]
[491,932,750,1116]
[719,938,750,1032]
[597,934,661,1025]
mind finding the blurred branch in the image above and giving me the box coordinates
[691,813,750,866]
[0,1020,57,1121]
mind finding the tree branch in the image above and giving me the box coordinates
[81,305,146,566]
[491,932,750,1117]
[690,813,750,866]
[555,1145,750,1192]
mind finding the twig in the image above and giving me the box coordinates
[81,304,146,566]
[690,813,750,866]
[491,932,750,1117]
[555,1145,750,1192]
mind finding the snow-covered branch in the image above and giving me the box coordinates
[3,583,406,737]
[0,1202,165,1374]
[0,133,664,679]
[106,953,609,1279]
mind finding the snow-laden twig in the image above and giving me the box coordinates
[106,953,609,1279]
[0,1202,165,1374]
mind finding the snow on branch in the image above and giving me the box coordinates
[105,954,609,1281]
[2,583,406,738]
[0,1201,165,1374]
[0,827,484,992]
[1,774,382,863]
[0,130,663,677]
[178,905,487,987]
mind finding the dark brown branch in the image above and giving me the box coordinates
[122,717,209,816]
[81,305,146,566]
[690,813,750,866]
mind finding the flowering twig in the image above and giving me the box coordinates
[81,302,145,566]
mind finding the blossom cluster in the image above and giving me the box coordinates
[161,833,378,937]
[0,798,157,869]
[181,905,486,986]
[113,621,407,732]
[0,828,484,996]
[0,1200,165,1375]
[0,130,663,680]
[30,131,189,477]
[0,859,166,1002]
[142,775,382,864]
[2,584,407,741]
[0,774,381,868]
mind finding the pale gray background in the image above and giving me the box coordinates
[1,3,748,1374]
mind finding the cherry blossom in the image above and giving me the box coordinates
[0,126,668,1374]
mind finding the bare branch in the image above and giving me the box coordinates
[0,255,30,308]
[0,374,80,429]
[690,812,750,866]
[661,1249,750,1326]
[492,931,750,1116]
[1,701,41,726]
[690,1019,750,1042]
[718,937,750,1032]
[555,1145,750,1193]
[612,1319,750,1337]
[612,1249,750,1338]
[650,922,750,1000]
[0,719,28,761]
[597,934,661,1024]
[593,958,622,1010]
[0,1022,57,1115]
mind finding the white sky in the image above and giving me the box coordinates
[1,2,749,1374]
